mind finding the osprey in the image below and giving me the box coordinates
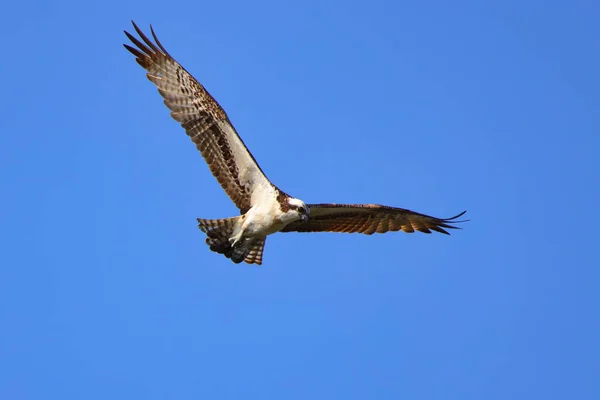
[124,22,467,265]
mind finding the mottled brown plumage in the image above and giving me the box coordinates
[124,21,269,214]
[282,205,466,235]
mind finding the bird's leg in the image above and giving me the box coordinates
[229,230,244,247]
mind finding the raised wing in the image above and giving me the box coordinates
[124,21,273,213]
[281,204,467,235]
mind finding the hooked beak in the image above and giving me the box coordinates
[300,214,309,223]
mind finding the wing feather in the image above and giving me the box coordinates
[124,21,274,213]
[281,204,467,235]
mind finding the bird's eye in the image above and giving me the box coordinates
[299,207,305,214]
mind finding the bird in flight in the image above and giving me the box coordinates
[123,21,467,265]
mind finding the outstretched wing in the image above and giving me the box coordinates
[124,21,273,213]
[281,204,467,235]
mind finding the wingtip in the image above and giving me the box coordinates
[124,20,139,42]
[434,210,468,235]
[446,210,469,223]
[150,23,170,55]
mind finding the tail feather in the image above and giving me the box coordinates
[197,217,239,259]
[244,238,266,265]
[197,217,266,265]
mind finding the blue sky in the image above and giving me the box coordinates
[1,0,599,398]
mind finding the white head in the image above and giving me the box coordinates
[286,197,310,223]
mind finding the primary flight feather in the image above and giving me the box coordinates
[123,21,467,265]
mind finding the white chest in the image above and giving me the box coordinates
[242,197,292,237]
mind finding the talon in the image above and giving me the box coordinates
[229,232,243,246]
